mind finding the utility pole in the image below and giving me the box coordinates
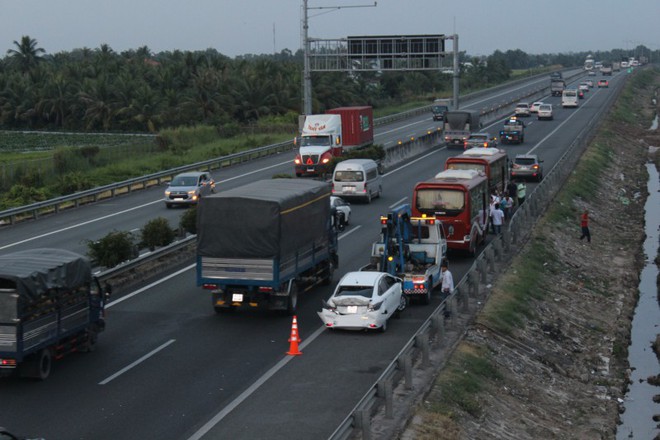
[301,1,377,115]
[447,34,460,110]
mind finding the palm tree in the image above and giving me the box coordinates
[6,36,46,73]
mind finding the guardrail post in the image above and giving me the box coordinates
[432,312,445,343]
[354,409,371,440]
[469,271,479,298]
[502,227,511,253]
[459,285,469,312]
[493,238,504,262]
[511,218,520,245]
[478,258,488,283]
[377,379,394,419]
[402,355,413,390]
[486,247,496,273]
[415,334,430,368]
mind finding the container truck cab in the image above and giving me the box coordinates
[294,106,373,177]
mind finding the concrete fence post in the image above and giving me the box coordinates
[416,334,431,368]
[502,227,511,253]
[432,312,445,343]
[354,409,371,440]
[494,238,504,262]
[478,258,488,283]
[469,271,480,298]
[486,247,496,272]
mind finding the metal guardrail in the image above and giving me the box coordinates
[0,68,580,226]
[326,68,625,440]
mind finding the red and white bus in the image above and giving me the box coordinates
[444,147,509,195]
[412,169,489,256]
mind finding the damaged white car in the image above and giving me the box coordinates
[318,271,406,332]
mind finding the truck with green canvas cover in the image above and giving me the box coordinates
[196,179,339,314]
[0,249,107,380]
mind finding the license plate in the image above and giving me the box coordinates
[232,293,244,302]
[346,305,358,314]
[343,186,355,193]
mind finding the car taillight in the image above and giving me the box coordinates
[294,156,301,165]
[368,302,382,311]
[532,165,539,170]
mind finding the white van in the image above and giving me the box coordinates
[561,89,579,108]
[332,159,382,203]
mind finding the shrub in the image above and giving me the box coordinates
[141,217,175,250]
[86,230,136,268]
[179,206,197,234]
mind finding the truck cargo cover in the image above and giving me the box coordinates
[197,179,331,259]
[0,248,92,302]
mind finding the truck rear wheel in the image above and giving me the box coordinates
[285,283,299,316]
[22,348,52,380]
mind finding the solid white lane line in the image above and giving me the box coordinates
[186,326,326,440]
[99,339,176,385]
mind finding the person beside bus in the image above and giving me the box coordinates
[491,203,505,235]
[516,180,527,205]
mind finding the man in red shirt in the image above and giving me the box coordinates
[579,209,591,243]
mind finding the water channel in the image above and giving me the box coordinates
[616,130,660,438]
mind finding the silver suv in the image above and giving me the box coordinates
[164,171,215,208]
[510,154,544,181]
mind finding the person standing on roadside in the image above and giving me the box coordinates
[491,203,505,234]
[517,180,527,205]
[507,180,518,207]
[579,209,591,243]
[502,192,515,220]
[440,260,454,299]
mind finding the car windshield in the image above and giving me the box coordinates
[469,135,487,141]
[539,105,552,111]
[334,285,373,297]
[432,105,448,113]
[516,105,528,109]
[515,158,536,166]
[170,176,198,186]
[334,170,364,182]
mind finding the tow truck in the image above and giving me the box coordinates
[499,116,525,144]
[362,204,447,304]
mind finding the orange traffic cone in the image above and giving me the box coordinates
[286,315,303,356]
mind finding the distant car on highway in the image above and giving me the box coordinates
[514,102,531,117]
[464,132,498,149]
[318,271,406,332]
[598,79,609,88]
[588,70,597,76]
[579,82,590,93]
[164,171,215,208]
[586,79,594,88]
[511,154,544,181]
[537,104,553,121]
[530,102,544,113]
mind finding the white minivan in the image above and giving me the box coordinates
[332,159,382,203]
[561,89,579,108]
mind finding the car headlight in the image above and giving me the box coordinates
[165,190,171,196]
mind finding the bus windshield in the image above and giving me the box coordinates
[446,163,486,173]
[415,188,465,216]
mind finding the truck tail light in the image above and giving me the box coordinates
[258,286,273,292]
[202,284,218,290]
[294,155,302,165]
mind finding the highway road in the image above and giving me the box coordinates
[0,68,624,440]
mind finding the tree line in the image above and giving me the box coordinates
[1,35,653,134]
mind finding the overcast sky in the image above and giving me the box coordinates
[1,0,658,59]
